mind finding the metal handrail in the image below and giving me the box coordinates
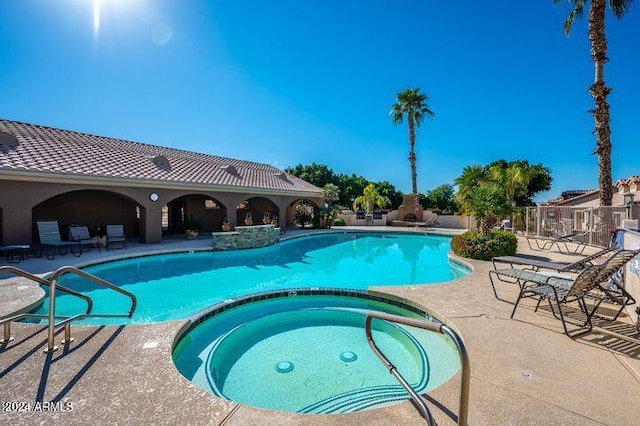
[365,312,470,426]
[0,265,93,314]
[44,266,137,352]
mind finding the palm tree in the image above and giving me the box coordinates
[321,183,340,206]
[319,183,341,228]
[459,183,511,235]
[454,164,487,205]
[390,88,435,198]
[353,184,390,213]
[487,163,532,207]
[554,0,633,206]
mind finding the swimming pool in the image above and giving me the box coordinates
[34,232,469,324]
[172,290,462,413]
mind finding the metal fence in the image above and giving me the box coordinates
[524,206,632,247]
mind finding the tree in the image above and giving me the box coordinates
[424,184,458,213]
[459,183,511,235]
[513,162,552,206]
[321,183,340,205]
[554,0,633,206]
[317,183,340,228]
[375,181,404,209]
[487,162,532,207]
[390,88,435,198]
[353,184,390,213]
[284,163,336,188]
[286,163,404,209]
[336,173,370,207]
[454,164,488,205]
[454,160,553,232]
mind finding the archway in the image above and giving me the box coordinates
[163,194,227,234]
[32,190,143,241]
[236,197,279,226]
[286,199,319,226]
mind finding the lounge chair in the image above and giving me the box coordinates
[411,212,439,231]
[0,245,30,263]
[525,231,588,255]
[36,219,80,259]
[492,247,614,274]
[509,250,639,336]
[68,225,99,253]
[106,224,127,250]
[356,210,366,220]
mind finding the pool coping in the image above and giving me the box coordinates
[3,230,639,425]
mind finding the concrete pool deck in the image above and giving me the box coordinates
[1,227,639,425]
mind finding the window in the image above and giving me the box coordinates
[161,205,169,230]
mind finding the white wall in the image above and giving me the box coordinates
[623,230,640,325]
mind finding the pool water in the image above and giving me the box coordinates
[173,294,461,413]
[34,232,468,324]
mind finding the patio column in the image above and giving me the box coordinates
[2,202,32,245]
[139,203,162,244]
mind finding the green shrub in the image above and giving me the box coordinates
[450,230,517,260]
[332,218,346,226]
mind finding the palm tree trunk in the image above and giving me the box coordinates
[408,116,417,194]
[588,0,613,207]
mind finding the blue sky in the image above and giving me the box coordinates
[1,1,638,202]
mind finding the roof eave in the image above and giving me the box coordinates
[0,169,323,198]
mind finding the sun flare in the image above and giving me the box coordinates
[93,0,101,36]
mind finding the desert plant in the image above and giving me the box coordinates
[293,209,313,228]
[183,215,202,231]
[450,230,517,260]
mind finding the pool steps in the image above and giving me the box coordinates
[0,265,137,352]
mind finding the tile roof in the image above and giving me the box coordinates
[615,175,640,186]
[0,120,322,195]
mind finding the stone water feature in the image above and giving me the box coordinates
[211,225,280,250]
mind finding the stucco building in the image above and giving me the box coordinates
[0,119,323,245]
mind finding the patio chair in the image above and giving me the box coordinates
[509,250,639,336]
[36,219,80,260]
[356,210,366,220]
[68,225,99,253]
[106,224,127,251]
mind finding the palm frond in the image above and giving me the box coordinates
[609,0,634,19]
[564,1,586,36]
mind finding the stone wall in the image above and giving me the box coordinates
[211,224,280,250]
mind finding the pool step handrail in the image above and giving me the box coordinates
[0,265,93,313]
[0,265,137,353]
[0,265,93,345]
[42,266,137,352]
[365,312,470,426]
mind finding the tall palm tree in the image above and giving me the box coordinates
[555,0,633,206]
[390,88,435,197]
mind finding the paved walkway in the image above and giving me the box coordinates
[1,228,638,425]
